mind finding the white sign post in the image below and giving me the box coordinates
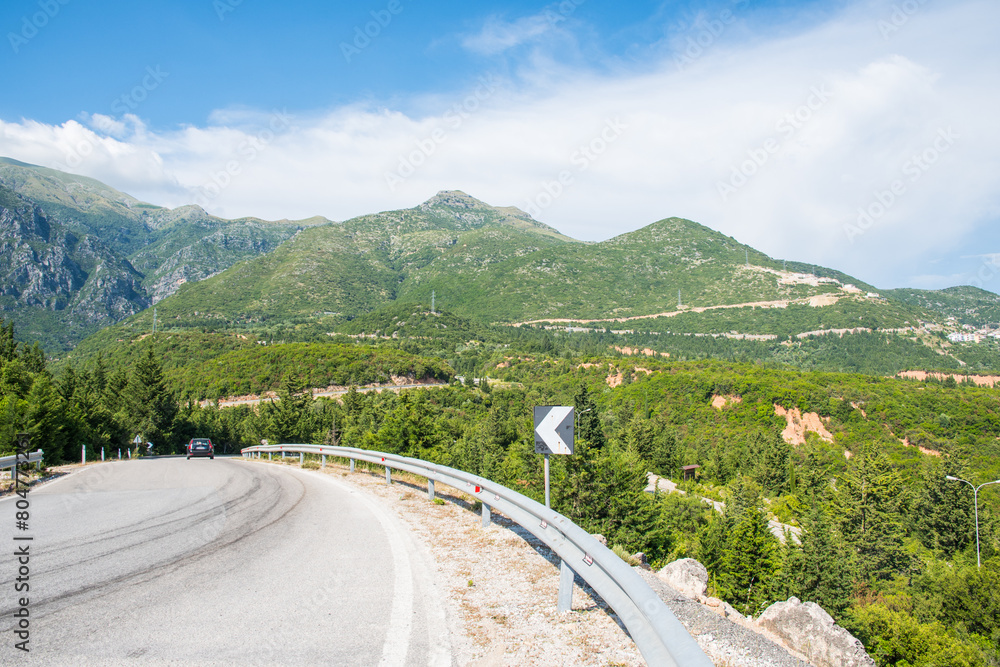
[534,406,574,508]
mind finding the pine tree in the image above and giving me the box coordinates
[714,477,780,616]
[58,366,77,402]
[21,343,45,374]
[752,432,791,495]
[574,382,605,449]
[26,375,66,462]
[264,374,312,444]
[719,506,779,616]
[0,320,16,365]
[453,406,505,478]
[913,458,974,556]
[788,505,855,617]
[573,446,668,560]
[833,448,911,582]
[0,394,26,455]
[122,347,177,453]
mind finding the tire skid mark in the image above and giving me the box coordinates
[0,463,307,621]
[0,465,272,586]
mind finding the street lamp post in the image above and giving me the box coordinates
[946,475,1000,568]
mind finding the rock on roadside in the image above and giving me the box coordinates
[657,557,708,599]
[756,597,875,667]
[637,569,809,667]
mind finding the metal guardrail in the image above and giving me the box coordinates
[241,443,712,667]
[0,449,44,476]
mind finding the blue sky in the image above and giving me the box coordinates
[0,0,833,126]
[1,0,999,292]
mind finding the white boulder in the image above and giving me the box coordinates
[656,558,708,600]
[756,597,875,667]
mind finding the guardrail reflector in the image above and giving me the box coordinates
[540,520,548,529]
[583,554,594,566]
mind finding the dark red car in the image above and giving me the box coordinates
[187,438,214,459]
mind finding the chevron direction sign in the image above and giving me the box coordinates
[534,406,574,455]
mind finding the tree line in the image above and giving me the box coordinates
[4,316,999,665]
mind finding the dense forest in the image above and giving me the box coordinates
[3,316,999,666]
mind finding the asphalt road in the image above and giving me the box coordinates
[0,458,456,666]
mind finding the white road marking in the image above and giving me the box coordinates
[258,462,459,666]
[375,502,415,667]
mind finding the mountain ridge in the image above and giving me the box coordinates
[2,159,998,360]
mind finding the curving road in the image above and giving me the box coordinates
[0,458,456,666]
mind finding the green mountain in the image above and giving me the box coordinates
[111,190,577,330]
[0,184,148,349]
[120,193,916,337]
[884,286,1000,328]
[7,159,1000,375]
[0,158,320,350]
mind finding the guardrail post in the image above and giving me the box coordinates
[482,503,491,527]
[37,450,43,471]
[350,459,355,473]
[385,466,392,484]
[268,452,272,460]
[81,445,86,465]
[299,452,304,467]
[427,478,435,500]
[321,454,326,468]
[558,560,575,612]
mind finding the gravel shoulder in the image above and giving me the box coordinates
[635,571,809,667]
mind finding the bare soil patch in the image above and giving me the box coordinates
[773,406,834,445]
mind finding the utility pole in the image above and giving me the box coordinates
[431,290,435,314]
[745,249,749,267]
[678,289,682,308]
[152,307,156,334]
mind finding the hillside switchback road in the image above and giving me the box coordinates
[0,458,456,666]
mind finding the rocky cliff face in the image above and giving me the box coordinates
[0,160,309,350]
[0,186,150,329]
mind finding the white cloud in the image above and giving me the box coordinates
[461,13,557,55]
[1,0,997,290]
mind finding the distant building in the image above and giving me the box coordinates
[681,464,701,481]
